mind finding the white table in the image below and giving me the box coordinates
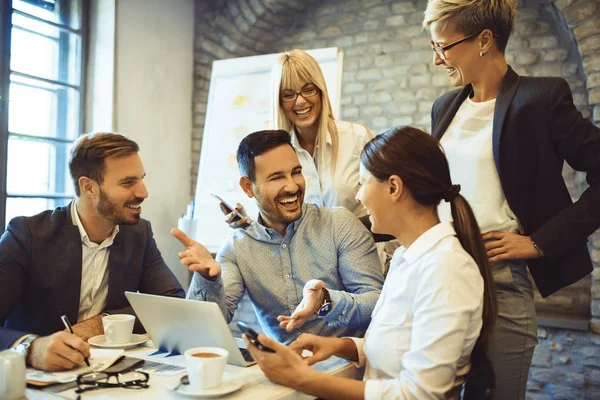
[27,344,362,399]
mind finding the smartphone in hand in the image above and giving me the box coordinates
[236,321,275,353]
[209,192,243,221]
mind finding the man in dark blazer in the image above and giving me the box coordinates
[0,132,186,371]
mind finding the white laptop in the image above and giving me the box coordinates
[124,292,256,367]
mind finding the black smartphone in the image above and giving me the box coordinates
[236,321,275,353]
[209,192,243,221]
[102,356,145,374]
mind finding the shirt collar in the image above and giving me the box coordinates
[71,200,120,248]
[248,203,309,241]
[403,221,456,264]
[290,128,332,150]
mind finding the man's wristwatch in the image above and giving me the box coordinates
[14,334,37,359]
[315,288,332,317]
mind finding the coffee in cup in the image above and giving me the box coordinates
[102,314,135,344]
[184,347,229,390]
[192,352,220,358]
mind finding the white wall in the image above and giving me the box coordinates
[85,0,115,132]
[87,0,194,289]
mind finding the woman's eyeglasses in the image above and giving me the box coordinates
[431,32,479,61]
[75,370,150,394]
[280,85,319,103]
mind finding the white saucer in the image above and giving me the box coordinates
[169,379,243,398]
[88,334,148,349]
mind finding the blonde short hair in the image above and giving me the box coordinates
[423,0,516,52]
[270,49,338,173]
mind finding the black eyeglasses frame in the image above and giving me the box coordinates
[431,32,480,60]
[75,370,150,394]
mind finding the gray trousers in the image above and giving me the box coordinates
[486,260,538,399]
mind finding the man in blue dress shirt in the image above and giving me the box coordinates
[175,130,383,343]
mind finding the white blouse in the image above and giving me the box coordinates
[438,96,521,234]
[290,119,373,218]
[349,222,484,399]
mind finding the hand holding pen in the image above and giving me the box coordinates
[60,311,91,367]
[26,328,90,372]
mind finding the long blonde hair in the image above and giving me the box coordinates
[270,49,338,172]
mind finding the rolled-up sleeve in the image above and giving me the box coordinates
[346,336,367,368]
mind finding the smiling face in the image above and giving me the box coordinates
[430,19,481,87]
[280,82,322,134]
[245,144,305,232]
[94,153,148,225]
[356,163,392,235]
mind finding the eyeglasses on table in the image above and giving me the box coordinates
[75,370,150,394]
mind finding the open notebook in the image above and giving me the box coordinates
[26,348,124,386]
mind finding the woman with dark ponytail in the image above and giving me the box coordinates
[245,126,496,400]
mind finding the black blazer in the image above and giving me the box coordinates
[0,203,185,349]
[431,66,600,298]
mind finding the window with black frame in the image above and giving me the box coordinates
[0,0,85,228]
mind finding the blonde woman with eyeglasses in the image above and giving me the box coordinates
[424,1,600,398]
[224,50,392,241]
[269,49,374,221]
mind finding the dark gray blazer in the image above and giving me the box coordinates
[0,203,185,349]
[431,66,600,297]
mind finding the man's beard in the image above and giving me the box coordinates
[97,188,142,225]
[256,187,304,227]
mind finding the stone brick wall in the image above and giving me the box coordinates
[193,0,600,397]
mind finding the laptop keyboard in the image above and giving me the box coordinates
[239,347,255,363]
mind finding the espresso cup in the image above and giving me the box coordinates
[0,349,26,400]
[102,314,135,344]
[184,347,229,390]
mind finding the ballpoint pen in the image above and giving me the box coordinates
[59,311,90,367]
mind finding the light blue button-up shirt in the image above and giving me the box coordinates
[187,204,384,344]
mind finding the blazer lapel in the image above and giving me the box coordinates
[432,85,471,139]
[106,233,125,310]
[492,66,520,176]
[57,202,83,323]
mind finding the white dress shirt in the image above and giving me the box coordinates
[438,97,521,234]
[71,202,119,322]
[291,119,373,218]
[349,222,484,399]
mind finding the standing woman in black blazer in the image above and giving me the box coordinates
[423,0,600,398]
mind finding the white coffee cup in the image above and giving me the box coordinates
[102,314,135,344]
[184,347,229,390]
[0,349,26,400]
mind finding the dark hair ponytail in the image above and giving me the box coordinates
[361,126,496,347]
[449,194,496,343]
[448,193,497,397]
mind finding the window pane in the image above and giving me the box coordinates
[13,0,81,29]
[8,74,80,139]
[4,0,83,227]
[5,197,71,227]
[11,13,81,85]
[6,137,74,196]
